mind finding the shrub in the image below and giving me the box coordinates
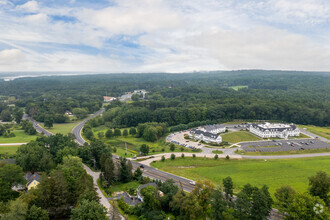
[226,155,230,160]
[171,154,175,160]
[161,156,165,162]
[180,147,184,152]
[170,143,175,151]
[193,154,196,158]
[214,154,219,159]
[181,153,185,158]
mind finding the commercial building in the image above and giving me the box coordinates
[249,122,300,139]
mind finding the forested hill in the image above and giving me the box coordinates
[0,70,329,126]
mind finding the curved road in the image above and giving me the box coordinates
[72,108,105,145]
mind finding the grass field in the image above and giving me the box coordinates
[229,85,248,91]
[212,150,223,154]
[151,157,330,196]
[92,126,200,157]
[0,145,20,156]
[40,121,83,135]
[298,125,330,140]
[0,130,37,144]
[236,148,330,156]
[221,131,261,143]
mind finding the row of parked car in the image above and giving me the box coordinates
[167,132,198,150]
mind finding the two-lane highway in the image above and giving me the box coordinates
[72,108,105,145]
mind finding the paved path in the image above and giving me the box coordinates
[0,143,27,146]
[134,152,242,166]
[299,127,329,142]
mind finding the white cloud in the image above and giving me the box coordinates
[76,0,182,35]
[0,0,330,72]
[16,0,39,13]
[0,49,25,65]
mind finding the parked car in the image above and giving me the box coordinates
[189,181,196,186]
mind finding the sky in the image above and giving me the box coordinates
[0,0,330,73]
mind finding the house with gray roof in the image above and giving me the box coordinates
[201,124,226,134]
[190,129,222,143]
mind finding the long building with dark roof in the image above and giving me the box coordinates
[249,122,300,139]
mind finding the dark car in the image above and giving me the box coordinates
[139,165,144,169]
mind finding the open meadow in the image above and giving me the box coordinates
[0,130,37,144]
[151,156,330,196]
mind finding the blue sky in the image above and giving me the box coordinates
[0,0,330,72]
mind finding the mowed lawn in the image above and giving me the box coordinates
[221,131,261,143]
[0,130,37,144]
[40,121,83,135]
[151,157,330,196]
[298,125,330,140]
[0,145,20,155]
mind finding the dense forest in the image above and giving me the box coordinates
[0,70,329,126]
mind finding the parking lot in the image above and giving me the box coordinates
[241,139,330,152]
[167,131,205,150]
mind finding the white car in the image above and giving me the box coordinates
[189,181,196,186]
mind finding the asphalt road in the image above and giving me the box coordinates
[72,108,105,145]
[24,114,53,137]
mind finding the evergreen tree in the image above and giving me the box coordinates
[210,187,227,220]
[104,157,115,185]
[223,176,234,200]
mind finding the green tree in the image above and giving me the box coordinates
[308,171,330,205]
[210,187,227,220]
[123,129,128,137]
[274,185,296,213]
[104,157,115,184]
[214,154,219,159]
[159,179,179,211]
[71,199,107,220]
[143,126,158,142]
[97,132,104,139]
[181,193,203,220]
[114,128,121,137]
[285,193,329,220]
[171,154,175,160]
[129,127,136,136]
[13,108,24,124]
[16,142,54,172]
[105,129,113,138]
[120,157,130,183]
[0,109,12,122]
[2,198,28,220]
[140,185,159,210]
[27,205,49,220]
[181,153,185,158]
[234,192,251,219]
[72,108,88,119]
[44,115,54,128]
[0,163,25,202]
[170,143,175,151]
[251,187,272,220]
[133,167,142,180]
[140,144,149,155]
[36,170,71,218]
[223,176,234,200]
[131,93,139,101]
[161,155,165,162]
